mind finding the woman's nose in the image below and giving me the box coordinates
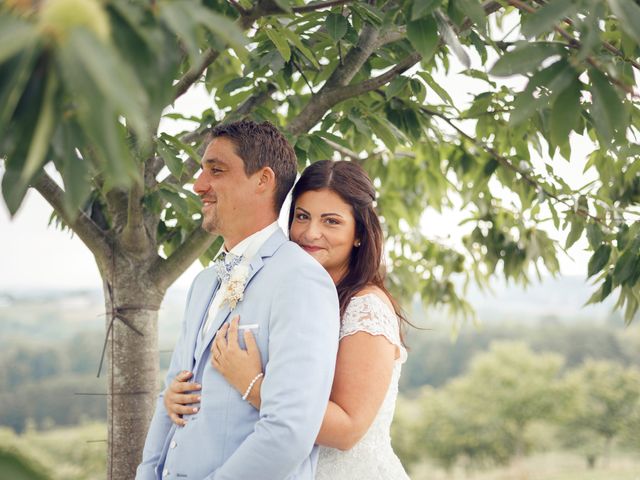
[303,221,323,240]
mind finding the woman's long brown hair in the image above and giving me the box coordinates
[288,160,408,346]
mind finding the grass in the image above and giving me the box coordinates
[409,451,640,480]
[0,423,106,480]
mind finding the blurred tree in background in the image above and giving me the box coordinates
[406,342,564,469]
[1,0,639,476]
[559,360,640,467]
[393,345,640,474]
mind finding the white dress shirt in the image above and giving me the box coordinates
[201,221,281,336]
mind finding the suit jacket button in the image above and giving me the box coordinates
[169,440,177,449]
[163,468,169,477]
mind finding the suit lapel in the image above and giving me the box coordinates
[187,275,221,367]
[195,229,287,363]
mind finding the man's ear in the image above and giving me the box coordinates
[256,167,276,192]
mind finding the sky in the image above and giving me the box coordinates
[0,13,596,293]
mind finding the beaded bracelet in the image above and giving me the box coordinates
[242,372,264,401]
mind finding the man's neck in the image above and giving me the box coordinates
[223,216,277,251]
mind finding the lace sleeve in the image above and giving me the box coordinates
[340,293,407,363]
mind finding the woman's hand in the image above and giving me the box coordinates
[163,370,201,426]
[211,315,263,398]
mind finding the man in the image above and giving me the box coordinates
[136,120,340,480]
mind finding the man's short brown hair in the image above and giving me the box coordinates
[210,120,297,211]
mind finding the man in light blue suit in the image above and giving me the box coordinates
[136,121,340,480]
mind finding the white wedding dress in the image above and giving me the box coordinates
[316,293,410,479]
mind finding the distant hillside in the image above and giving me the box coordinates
[0,275,633,347]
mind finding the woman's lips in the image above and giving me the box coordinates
[301,245,323,253]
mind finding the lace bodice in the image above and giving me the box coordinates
[316,293,410,479]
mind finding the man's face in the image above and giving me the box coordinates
[193,137,256,237]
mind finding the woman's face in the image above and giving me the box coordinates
[290,189,359,284]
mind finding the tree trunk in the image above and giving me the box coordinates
[103,252,166,480]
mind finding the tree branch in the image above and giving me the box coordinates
[507,0,639,98]
[421,105,609,226]
[32,171,110,262]
[530,0,640,72]
[173,48,221,102]
[121,165,151,254]
[145,155,164,188]
[292,0,354,14]
[373,26,406,49]
[288,52,421,135]
[287,0,501,137]
[150,224,217,291]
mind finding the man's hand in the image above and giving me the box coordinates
[163,370,201,426]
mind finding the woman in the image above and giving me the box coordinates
[166,160,410,478]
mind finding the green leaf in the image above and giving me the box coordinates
[588,244,611,277]
[20,74,57,184]
[490,42,565,77]
[617,224,630,250]
[0,48,38,139]
[280,28,319,69]
[522,0,575,38]
[608,0,640,45]
[601,274,613,301]
[159,3,200,60]
[62,29,149,145]
[510,60,575,126]
[565,218,584,249]
[412,0,441,20]
[589,68,628,144]
[435,10,470,68]
[325,13,348,41]
[418,71,454,105]
[550,77,581,147]
[265,27,291,62]
[307,134,334,161]
[613,249,640,285]
[386,76,410,100]
[350,3,384,26]
[410,78,426,103]
[272,0,292,12]
[0,16,39,65]
[51,122,92,215]
[369,116,398,151]
[586,223,604,250]
[190,4,248,55]
[407,15,439,62]
[157,141,183,180]
[456,0,487,29]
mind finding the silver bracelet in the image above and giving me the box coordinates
[242,372,264,401]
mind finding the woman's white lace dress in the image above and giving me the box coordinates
[316,293,410,479]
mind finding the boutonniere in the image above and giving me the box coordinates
[221,264,250,310]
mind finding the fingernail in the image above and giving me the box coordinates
[195,384,201,389]
[197,396,201,401]
[193,407,199,413]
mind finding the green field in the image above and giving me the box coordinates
[1,423,639,480]
[410,452,640,480]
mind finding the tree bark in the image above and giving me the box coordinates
[103,247,166,479]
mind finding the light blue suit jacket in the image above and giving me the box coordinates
[136,229,340,480]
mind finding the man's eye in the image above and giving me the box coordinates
[211,168,222,174]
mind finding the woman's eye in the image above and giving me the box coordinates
[325,218,340,225]
[296,213,309,220]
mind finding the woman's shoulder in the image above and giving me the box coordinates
[351,285,395,313]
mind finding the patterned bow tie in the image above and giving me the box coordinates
[213,252,243,283]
